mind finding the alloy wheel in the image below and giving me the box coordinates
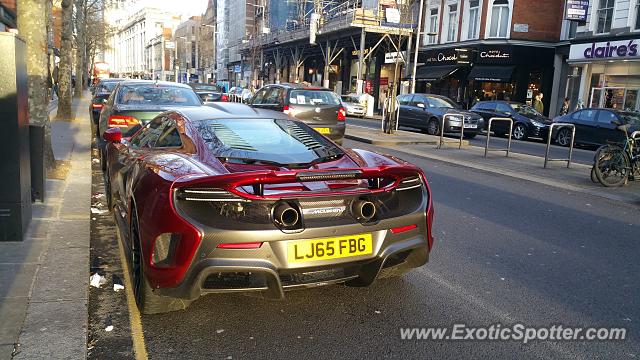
[427,119,439,135]
[513,124,526,140]
[130,213,143,306]
[556,129,571,146]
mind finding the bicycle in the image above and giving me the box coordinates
[593,122,640,187]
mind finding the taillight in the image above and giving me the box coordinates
[108,115,140,128]
[91,103,103,109]
[337,107,346,121]
[283,105,290,115]
[221,94,228,102]
[217,242,263,249]
[390,224,417,234]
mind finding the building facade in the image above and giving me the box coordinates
[560,0,640,115]
[414,0,565,114]
[174,16,202,83]
[198,0,216,83]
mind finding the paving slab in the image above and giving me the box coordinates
[0,264,38,299]
[30,247,88,303]
[0,298,28,346]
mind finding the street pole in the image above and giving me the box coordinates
[411,0,424,94]
[357,28,365,94]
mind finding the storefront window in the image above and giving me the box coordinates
[526,70,542,106]
[588,62,640,111]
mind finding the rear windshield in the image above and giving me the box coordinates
[191,84,220,92]
[290,90,340,106]
[194,119,343,165]
[117,85,201,106]
[97,81,118,94]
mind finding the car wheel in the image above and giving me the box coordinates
[130,207,191,315]
[556,128,572,147]
[426,118,440,136]
[512,123,527,141]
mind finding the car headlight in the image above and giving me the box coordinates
[530,120,545,127]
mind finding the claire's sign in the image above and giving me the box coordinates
[569,39,640,61]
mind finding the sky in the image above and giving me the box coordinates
[133,0,209,17]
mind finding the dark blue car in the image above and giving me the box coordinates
[470,100,552,141]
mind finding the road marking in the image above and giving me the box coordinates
[114,226,149,360]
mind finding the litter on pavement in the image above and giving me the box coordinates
[90,273,107,288]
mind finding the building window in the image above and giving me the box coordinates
[426,8,439,44]
[634,1,640,30]
[596,0,614,34]
[446,4,459,42]
[489,0,510,38]
[467,0,480,39]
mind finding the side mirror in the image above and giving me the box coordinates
[611,120,622,126]
[103,128,122,143]
[416,103,425,109]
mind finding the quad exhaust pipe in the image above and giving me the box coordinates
[273,203,300,228]
[352,199,376,222]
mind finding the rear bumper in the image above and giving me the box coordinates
[154,235,428,301]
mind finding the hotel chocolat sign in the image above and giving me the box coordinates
[424,49,460,65]
[569,39,640,61]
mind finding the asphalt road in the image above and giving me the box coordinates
[98,139,638,359]
[346,116,597,166]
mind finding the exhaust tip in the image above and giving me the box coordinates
[274,203,301,228]
[352,200,376,222]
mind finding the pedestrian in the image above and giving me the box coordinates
[533,92,544,114]
[560,97,570,116]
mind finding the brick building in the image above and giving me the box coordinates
[415,0,565,114]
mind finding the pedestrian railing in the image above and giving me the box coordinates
[544,123,576,168]
[484,117,513,157]
[381,98,400,133]
[437,114,465,149]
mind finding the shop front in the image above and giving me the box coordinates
[416,45,555,113]
[567,38,640,112]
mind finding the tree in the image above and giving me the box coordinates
[74,0,87,97]
[17,0,56,169]
[56,0,74,119]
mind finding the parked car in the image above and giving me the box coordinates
[249,83,347,144]
[227,86,252,103]
[97,80,203,169]
[397,94,484,139]
[102,105,435,314]
[552,108,640,147]
[341,94,366,117]
[187,83,228,103]
[470,100,552,140]
[89,78,124,128]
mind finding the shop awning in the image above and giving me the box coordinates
[467,66,515,82]
[414,65,460,81]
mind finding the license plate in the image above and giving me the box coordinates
[464,124,477,129]
[287,234,373,263]
[313,127,331,134]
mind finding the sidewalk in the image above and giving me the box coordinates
[0,93,91,359]
[346,124,469,146]
[345,127,640,207]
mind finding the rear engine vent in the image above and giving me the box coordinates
[296,170,362,182]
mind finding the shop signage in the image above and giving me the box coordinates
[424,49,459,64]
[456,49,471,65]
[569,39,640,61]
[234,65,242,73]
[479,49,511,60]
[380,77,389,86]
[385,51,407,64]
[513,23,529,33]
[566,0,589,22]
[352,48,370,56]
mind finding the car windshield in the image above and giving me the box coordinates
[510,103,541,116]
[617,112,640,125]
[290,90,341,106]
[427,96,457,109]
[117,85,201,105]
[194,118,343,166]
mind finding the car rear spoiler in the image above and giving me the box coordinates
[170,166,427,200]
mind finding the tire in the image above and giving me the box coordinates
[590,167,598,183]
[426,118,440,136]
[512,123,527,141]
[556,128,573,147]
[130,207,191,315]
[594,146,630,187]
[105,169,114,211]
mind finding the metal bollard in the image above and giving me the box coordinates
[484,117,513,157]
[437,114,465,149]
[544,123,576,168]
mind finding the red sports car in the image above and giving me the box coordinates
[103,103,435,314]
